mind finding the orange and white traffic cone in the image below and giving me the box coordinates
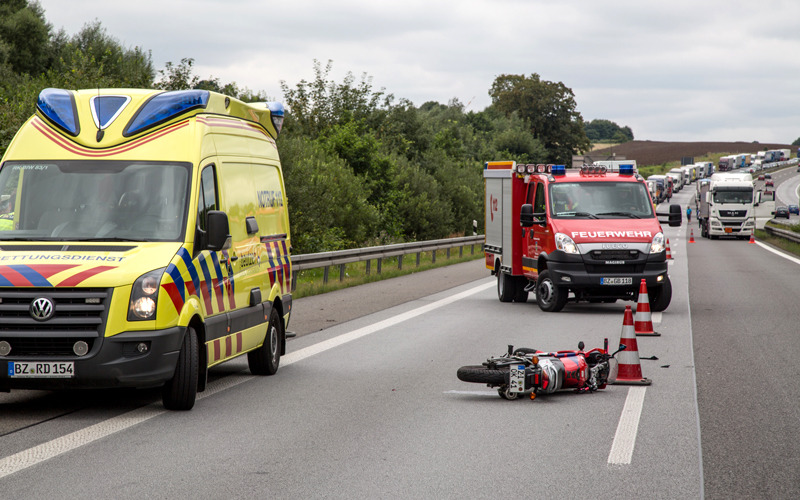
[689,229,695,243]
[749,231,755,244]
[612,305,652,386]
[665,238,673,260]
[634,279,660,336]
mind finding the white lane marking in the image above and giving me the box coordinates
[444,390,499,397]
[608,386,647,465]
[755,240,800,266]
[0,281,495,480]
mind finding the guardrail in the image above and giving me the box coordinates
[764,225,800,244]
[290,235,485,291]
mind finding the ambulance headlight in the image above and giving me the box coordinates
[650,232,665,254]
[128,268,165,321]
[555,233,579,254]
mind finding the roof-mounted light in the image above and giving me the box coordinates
[619,164,635,175]
[36,88,80,136]
[90,95,131,130]
[581,165,607,175]
[267,102,284,136]
[551,165,566,176]
[516,164,527,174]
[123,90,210,137]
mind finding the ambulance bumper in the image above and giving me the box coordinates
[0,326,184,391]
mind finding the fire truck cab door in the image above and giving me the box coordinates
[523,179,547,280]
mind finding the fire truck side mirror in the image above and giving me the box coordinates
[520,204,535,227]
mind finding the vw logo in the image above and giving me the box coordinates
[30,297,55,321]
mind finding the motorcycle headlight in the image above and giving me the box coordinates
[128,268,165,321]
[650,232,665,254]
[555,233,579,254]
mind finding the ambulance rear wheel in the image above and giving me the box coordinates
[162,326,199,411]
[248,307,282,375]
[536,270,568,312]
[497,270,515,303]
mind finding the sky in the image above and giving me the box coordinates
[35,0,800,144]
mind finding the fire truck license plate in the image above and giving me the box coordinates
[509,364,526,393]
[602,277,632,285]
[8,361,74,378]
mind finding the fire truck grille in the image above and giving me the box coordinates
[589,250,640,260]
[585,264,645,274]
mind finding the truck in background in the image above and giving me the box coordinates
[699,172,773,239]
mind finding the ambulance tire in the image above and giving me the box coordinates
[456,365,507,385]
[497,271,515,303]
[162,326,199,411]
[248,307,282,376]
[535,270,568,312]
[649,277,672,312]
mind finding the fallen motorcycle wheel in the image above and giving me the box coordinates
[456,365,507,385]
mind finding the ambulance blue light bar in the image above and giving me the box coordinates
[37,88,80,136]
[267,102,284,135]
[124,90,210,137]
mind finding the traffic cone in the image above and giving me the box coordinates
[612,305,652,386]
[689,229,695,243]
[749,231,755,244]
[665,238,673,260]
[634,279,660,336]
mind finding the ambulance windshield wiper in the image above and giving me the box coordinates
[80,237,147,242]
[558,211,598,219]
[596,212,641,218]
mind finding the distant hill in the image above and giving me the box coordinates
[590,140,798,166]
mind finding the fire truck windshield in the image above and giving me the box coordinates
[0,160,191,241]
[550,182,654,218]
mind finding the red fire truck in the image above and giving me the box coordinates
[484,162,681,312]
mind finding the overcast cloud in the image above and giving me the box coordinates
[35,0,800,143]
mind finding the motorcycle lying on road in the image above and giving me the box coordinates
[456,340,626,400]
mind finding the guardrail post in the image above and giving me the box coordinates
[398,255,403,270]
[323,266,330,284]
[339,264,346,281]
[377,258,382,274]
[432,250,436,263]
[366,260,371,275]
[459,246,463,257]
[446,248,451,259]
[416,252,421,267]
[292,273,298,292]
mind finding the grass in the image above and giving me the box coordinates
[756,222,800,256]
[292,246,485,299]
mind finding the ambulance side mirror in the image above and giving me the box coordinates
[520,204,535,227]
[207,210,232,251]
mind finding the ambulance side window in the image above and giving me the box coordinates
[195,165,218,254]
[533,182,546,215]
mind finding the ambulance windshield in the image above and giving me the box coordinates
[550,182,654,218]
[0,161,191,241]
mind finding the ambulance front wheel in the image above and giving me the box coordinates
[162,326,199,411]
[535,270,568,312]
[248,307,282,375]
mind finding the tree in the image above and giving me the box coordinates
[585,119,634,143]
[489,73,590,164]
[792,137,800,147]
[0,0,52,75]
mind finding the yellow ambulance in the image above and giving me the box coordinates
[0,88,292,410]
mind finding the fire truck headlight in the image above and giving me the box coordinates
[555,233,578,254]
[650,232,665,254]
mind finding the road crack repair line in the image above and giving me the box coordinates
[0,281,494,480]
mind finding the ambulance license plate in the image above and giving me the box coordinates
[8,361,74,378]
[601,277,632,285]
[508,364,526,393]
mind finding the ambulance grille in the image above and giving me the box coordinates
[0,288,111,356]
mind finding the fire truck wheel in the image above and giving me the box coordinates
[649,277,672,312]
[456,365,507,385]
[535,270,568,312]
[162,326,199,411]
[248,307,282,375]
[497,271,515,303]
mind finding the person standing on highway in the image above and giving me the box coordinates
[686,205,692,222]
